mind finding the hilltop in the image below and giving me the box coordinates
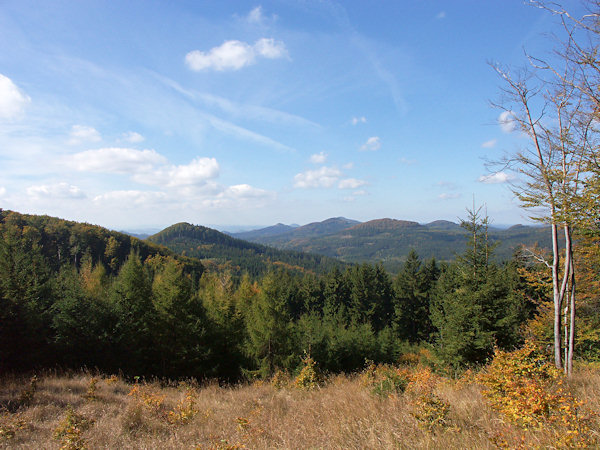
[232,217,552,271]
[147,222,347,277]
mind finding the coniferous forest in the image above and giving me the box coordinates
[2,1,600,447]
[2,207,598,382]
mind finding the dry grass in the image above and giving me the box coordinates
[0,367,598,449]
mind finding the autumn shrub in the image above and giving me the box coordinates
[84,377,99,401]
[270,368,291,389]
[360,362,411,397]
[478,342,597,447]
[127,384,165,414]
[17,375,37,407]
[167,385,199,425]
[406,366,451,430]
[0,411,27,440]
[294,354,320,390]
[53,405,94,450]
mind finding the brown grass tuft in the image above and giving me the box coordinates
[0,366,598,449]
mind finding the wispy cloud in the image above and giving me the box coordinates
[294,166,341,188]
[338,178,367,189]
[436,11,446,20]
[360,136,381,151]
[498,111,516,133]
[68,125,101,145]
[247,6,265,24]
[399,157,416,165]
[351,116,367,125]
[478,171,515,184]
[310,152,327,164]
[122,131,144,143]
[27,182,86,199]
[93,190,168,205]
[68,147,167,174]
[0,74,30,120]
[481,139,497,148]
[438,192,461,200]
[185,38,288,71]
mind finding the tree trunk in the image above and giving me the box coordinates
[551,223,563,369]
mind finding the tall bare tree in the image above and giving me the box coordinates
[491,1,599,375]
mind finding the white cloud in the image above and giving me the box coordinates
[185,38,288,71]
[436,11,446,19]
[69,148,220,189]
[478,171,515,184]
[122,131,145,143]
[223,184,270,199]
[93,190,168,205]
[27,182,85,199]
[351,116,367,125]
[438,193,461,200]
[309,152,327,164]
[158,157,220,187]
[0,187,6,197]
[499,111,516,133]
[360,136,381,151]
[343,162,354,169]
[68,125,101,145]
[294,166,341,188]
[247,6,264,24]
[69,147,167,174]
[338,178,367,189]
[0,74,31,120]
[481,139,497,148]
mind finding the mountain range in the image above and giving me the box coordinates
[230,217,553,272]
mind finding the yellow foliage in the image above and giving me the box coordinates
[53,406,94,450]
[294,354,320,390]
[478,342,597,447]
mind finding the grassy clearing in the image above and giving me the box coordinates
[0,365,598,449]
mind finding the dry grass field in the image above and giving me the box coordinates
[1,363,599,449]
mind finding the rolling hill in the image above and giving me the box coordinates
[147,222,348,277]
[232,217,553,272]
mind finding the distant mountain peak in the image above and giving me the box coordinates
[350,218,420,231]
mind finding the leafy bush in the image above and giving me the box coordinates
[478,342,596,447]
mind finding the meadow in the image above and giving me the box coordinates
[1,353,599,449]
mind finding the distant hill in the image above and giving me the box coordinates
[233,217,553,272]
[231,223,298,240]
[147,222,347,277]
[232,217,361,246]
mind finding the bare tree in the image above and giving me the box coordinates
[490,0,600,374]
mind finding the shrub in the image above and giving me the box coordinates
[53,405,94,450]
[294,354,320,390]
[478,342,597,447]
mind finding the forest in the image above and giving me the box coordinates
[1,206,598,382]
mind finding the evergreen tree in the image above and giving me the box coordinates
[109,251,155,374]
[430,208,527,372]
[393,250,434,342]
[245,271,295,377]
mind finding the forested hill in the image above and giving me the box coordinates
[233,217,553,272]
[0,209,204,278]
[147,222,348,277]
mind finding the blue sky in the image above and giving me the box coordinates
[0,1,582,230]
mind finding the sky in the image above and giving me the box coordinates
[0,1,586,231]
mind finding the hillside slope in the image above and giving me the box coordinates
[0,209,203,277]
[147,222,347,277]
[234,217,553,272]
